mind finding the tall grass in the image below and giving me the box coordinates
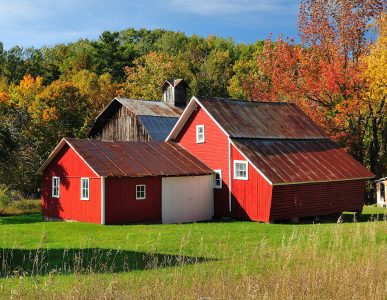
[1,219,386,299]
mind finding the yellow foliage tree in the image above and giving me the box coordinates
[121,51,191,100]
[362,14,387,177]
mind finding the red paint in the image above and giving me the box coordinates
[270,180,366,220]
[42,145,101,224]
[230,144,273,222]
[105,177,161,224]
[177,106,230,216]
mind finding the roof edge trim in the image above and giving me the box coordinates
[230,139,273,186]
[166,96,230,141]
[36,138,100,177]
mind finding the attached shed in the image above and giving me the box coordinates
[38,138,213,224]
[167,96,375,222]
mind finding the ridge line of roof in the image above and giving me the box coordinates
[196,96,297,105]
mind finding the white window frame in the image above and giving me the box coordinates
[136,185,146,200]
[196,125,205,143]
[213,170,222,189]
[234,160,248,180]
[52,176,60,198]
[80,178,90,200]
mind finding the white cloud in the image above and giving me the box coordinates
[169,0,297,16]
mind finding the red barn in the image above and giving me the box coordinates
[38,138,213,224]
[167,97,374,222]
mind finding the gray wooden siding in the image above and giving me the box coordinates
[96,106,151,142]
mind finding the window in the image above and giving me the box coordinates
[52,177,60,198]
[214,170,222,188]
[136,185,146,200]
[196,125,205,143]
[234,161,248,180]
[81,178,89,200]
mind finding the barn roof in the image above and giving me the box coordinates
[232,139,374,185]
[138,116,179,141]
[167,97,327,140]
[89,97,183,140]
[167,96,373,185]
[113,97,183,117]
[38,138,212,177]
[197,97,327,139]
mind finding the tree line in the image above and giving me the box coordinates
[0,0,385,200]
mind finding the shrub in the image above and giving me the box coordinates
[0,184,11,206]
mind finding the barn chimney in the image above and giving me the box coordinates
[162,79,188,108]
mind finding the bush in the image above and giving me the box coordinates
[0,184,11,206]
[0,185,41,215]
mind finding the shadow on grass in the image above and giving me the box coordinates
[0,213,42,225]
[0,248,214,277]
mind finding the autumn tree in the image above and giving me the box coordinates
[362,14,387,177]
[70,69,118,134]
[299,0,386,62]
[121,51,191,100]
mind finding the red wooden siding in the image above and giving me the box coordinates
[176,106,230,217]
[270,180,366,220]
[230,144,272,222]
[42,145,101,224]
[105,177,161,224]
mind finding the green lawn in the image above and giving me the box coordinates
[0,206,386,299]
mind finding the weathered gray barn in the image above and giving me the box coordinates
[89,79,187,141]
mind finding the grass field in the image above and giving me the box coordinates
[0,206,386,299]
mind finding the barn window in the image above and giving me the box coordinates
[214,170,222,188]
[196,125,205,143]
[234,161,248,180]
[52,176,60,198]
[81,178,89,200]
[136,185,146,200]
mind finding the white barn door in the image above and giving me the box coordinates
[161,175,214,224]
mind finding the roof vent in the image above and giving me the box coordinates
[162,79,188,108]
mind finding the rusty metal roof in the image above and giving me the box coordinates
[38,138,212,177]
[196,97,327,139]
[232,138,374,185]
[115,97,182,117]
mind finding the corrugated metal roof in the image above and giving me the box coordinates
[138,116,179,141]
[115,97,182,117]
[232,138,374,185]
[196,97,327,139]
[38,138,212,177]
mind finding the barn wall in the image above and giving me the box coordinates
[230,144,273,222]
[42,145,101,224]
[176,106,230,217]
[98,105,151,142]
[105,177,161,224]
[270,180,366,220]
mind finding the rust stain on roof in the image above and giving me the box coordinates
[196,97,327,139]
[66,138,212,177]
[232,138,374,185]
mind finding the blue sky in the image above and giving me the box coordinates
[0,0,299,50]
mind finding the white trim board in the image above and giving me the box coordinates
[230,140,273,186]
[166,96,230,141]
[36,138,100,177]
